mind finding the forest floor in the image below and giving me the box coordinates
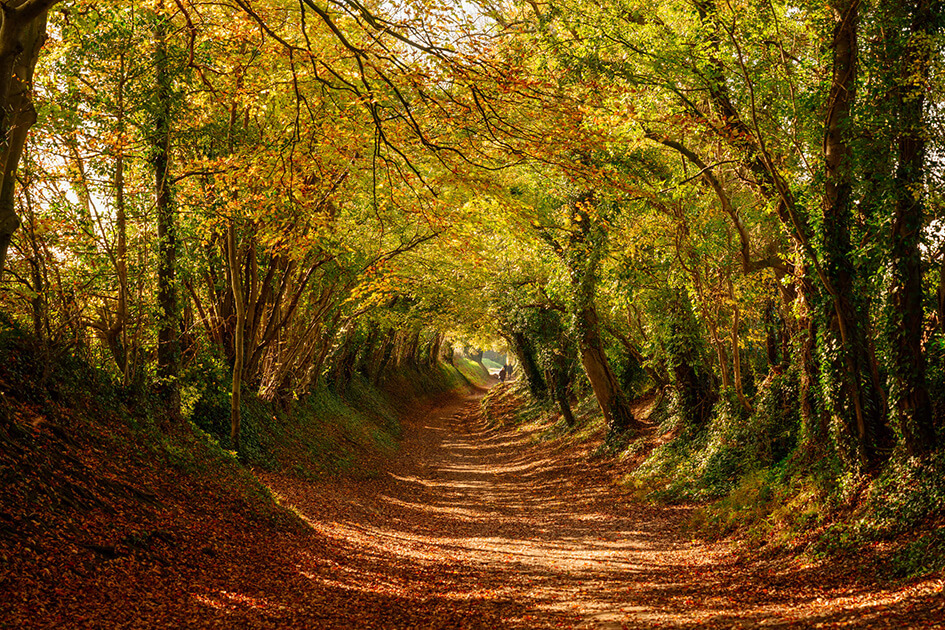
[259,390,945,629]
[3,386,944,628]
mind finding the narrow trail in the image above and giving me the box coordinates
[262,392,945,629]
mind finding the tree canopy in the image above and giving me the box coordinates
[1,0,943,476]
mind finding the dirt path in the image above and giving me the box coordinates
[262,393,945,629]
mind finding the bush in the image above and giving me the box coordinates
[624,369,803,503]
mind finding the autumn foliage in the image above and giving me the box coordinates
[1,0,944,626]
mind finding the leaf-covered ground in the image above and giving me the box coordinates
[262,394,945,629]
[2,391,943,628]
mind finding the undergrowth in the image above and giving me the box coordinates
[481,379,550,429]
[619,368,945,578]
[159,323,471,477]
[0,314,472,519]
[480,352,945,580]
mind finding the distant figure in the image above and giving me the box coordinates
[498,366,507,382]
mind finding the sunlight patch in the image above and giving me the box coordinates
[193,590,285,613]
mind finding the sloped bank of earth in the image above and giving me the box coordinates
[0,400,309,628]
[0,353,482,628]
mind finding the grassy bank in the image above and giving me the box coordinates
[452,356,492,388]
[616,385,945,578]
[186,358,473,478]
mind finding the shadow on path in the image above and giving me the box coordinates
[260,394,945,629]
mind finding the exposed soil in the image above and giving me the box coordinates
[2,389,943,628]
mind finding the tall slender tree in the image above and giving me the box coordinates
[151,2,180,420]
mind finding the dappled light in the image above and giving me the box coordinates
[194,590,287,614]
[1,0,944,626]
[261,396,945,628]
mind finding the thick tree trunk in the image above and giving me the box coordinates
[577,304,641,433]
[357,321,380,376]
[888,0,936,455]
[466,346,484,364]
[666,290,717,429]
[0,2,52,277]
[329,326,359,392]
[549,349,576,427]
[372,328,396,384]
[552,192,641,434]
[442,339,454,365]
[428,332,444,366]
[822,0,887,467]
[510,331,547,400]
[404,329,422,367]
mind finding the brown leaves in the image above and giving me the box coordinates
[2,388,944,628]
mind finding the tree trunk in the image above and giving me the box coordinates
[227,221,244,455]
[763,297,780,369]
[729,282,752,413]
[0,2,53,277]
[821,0,887,468]
[467,346,484,364]
[549,349,576,427]
[115,51,131,386]
[553,192,641,434]
[357,321,380,376]
[666,289,717,429]
[402,328,421,367]
[152,7,180,420]
[510,331,547,400]
[691,0,829,441]
[21,154,48,342]
[442,339,454,365]
[938,256,945,337]
[372,328,396,384]
[577,304,641,433]
[888,0,936,455]
[328,326,359,393]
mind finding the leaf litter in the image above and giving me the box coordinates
[1,393,943,628]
